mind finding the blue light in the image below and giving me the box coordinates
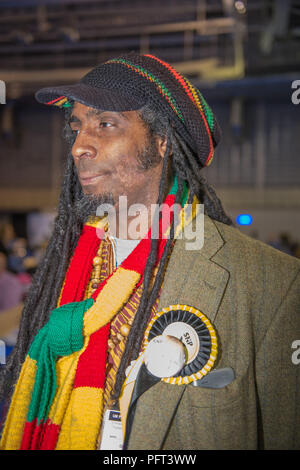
[236,214,253,225]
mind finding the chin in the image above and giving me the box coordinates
[81,184,101,196]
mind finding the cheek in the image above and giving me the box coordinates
[96,133,149,190]
[115,159,145,189]
[111,145,144,181]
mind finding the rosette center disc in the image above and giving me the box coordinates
[163,322,200,364]
[144,335,187,378]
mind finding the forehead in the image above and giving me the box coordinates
[70,101,143,124]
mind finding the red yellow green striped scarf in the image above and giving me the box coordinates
[0,184,195,450]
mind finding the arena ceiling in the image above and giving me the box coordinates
[0,0,300,99]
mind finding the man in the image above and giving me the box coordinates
[0,52,299,450]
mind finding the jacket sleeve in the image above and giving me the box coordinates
[255,268,300,449]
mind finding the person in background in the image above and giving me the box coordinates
[0,222,16,255]
[0,249,24,359]
[0,249,25,421]
[267,232,296,257]
[0,250,24,313]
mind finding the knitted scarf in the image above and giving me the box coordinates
[0,183,195,450]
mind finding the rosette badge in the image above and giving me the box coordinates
[143,305,218,385]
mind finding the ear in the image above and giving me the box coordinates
[156,135,171,159]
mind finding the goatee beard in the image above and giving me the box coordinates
[74,192,115,224]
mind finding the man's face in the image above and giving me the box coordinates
[69,102,165,212]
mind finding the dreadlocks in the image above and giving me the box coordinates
[0,105,82,415]
[0,102,233,421]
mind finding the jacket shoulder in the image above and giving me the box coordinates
[213,219,300,275]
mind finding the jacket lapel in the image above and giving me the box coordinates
[158,214,230,324]
[128,216,230,450]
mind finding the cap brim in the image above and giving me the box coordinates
[35,83,146,111]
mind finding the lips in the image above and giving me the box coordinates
[79,173,108,185]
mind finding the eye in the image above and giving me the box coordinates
[99,121,113,128]
[69,124,80,136]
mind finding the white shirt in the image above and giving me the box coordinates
[111,237,140,267]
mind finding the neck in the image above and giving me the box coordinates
[114,172,175,240]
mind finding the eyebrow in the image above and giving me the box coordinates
[68,115,80,124]
[68,109,129,124]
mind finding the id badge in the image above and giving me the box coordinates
[99,409,123,450]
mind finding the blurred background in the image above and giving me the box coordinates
[0,0,300,357]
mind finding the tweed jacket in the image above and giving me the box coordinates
[127,215,300,450]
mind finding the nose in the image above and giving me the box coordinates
[71,129,97,161]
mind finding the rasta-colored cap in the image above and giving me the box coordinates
[35,52,221,167]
